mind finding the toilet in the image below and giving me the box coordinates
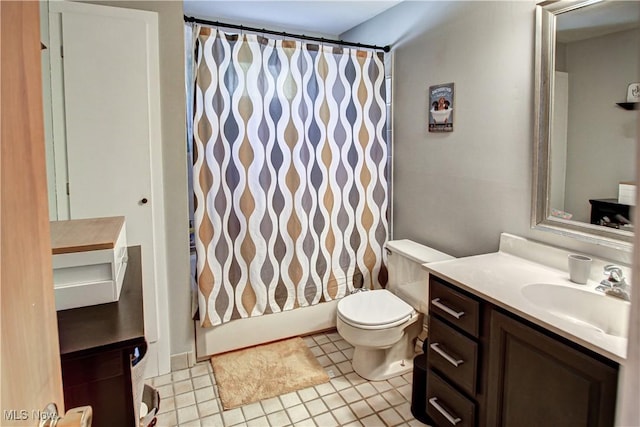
[336,239,454,381]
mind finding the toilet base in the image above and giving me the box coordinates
[352,349,415,381]
[350,320,422,381]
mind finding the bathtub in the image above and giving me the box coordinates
[195,300,339,359]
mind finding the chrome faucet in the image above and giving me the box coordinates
[596,264,631,301]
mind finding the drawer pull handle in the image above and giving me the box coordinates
[430,342,464,367]
[429,397,462,425]
[432,298,465,319]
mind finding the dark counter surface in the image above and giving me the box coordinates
[57,245,145,358]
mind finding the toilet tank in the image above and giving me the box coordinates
[385,239,454,312]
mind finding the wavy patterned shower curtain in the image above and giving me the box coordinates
[192,28,388,327]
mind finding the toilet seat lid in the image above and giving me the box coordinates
[337,289,414,327]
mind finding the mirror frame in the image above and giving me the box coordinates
[532,0,634,250]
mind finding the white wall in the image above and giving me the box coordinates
[563,29,638,222]
[342,1,632,263]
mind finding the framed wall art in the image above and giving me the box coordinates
[626,82,640,102]
[429,83,454,132]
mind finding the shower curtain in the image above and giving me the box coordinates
[191,27,388,327]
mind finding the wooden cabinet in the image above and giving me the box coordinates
[423,276,619,427]
[486,309,618,427]
[57,246,146,427]
[426,277,485,426]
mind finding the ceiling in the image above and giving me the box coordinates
[182,0,402,37]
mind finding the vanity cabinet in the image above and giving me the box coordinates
[424,276,618,427]
[486,310,618,427]
[426,277,487,426]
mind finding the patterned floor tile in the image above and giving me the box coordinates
[146,330,429,427]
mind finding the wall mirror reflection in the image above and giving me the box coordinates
[533,0,639,248]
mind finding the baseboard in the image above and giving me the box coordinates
[170,351,196,372]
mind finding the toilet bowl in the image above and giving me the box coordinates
[337,290,423,380]
[336,239,455,381]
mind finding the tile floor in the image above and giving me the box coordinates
[146,330,429,426]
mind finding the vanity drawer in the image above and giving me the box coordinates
[430,277,480,337]
[428,316,478,396]
[427,369,476,427]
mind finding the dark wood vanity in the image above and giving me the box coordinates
[56,246,146,427]
[424,275,618,427]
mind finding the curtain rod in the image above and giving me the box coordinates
[184,15,391,53]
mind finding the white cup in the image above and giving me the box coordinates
[568,254,592,284]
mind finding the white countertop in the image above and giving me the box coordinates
[423,250,628,363]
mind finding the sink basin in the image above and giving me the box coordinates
[521,283,630,338]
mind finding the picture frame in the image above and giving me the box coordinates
[626,82,640,103]
[429,82,454,132]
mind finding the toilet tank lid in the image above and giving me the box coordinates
[385,239,455,264]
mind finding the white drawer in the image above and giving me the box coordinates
[52,218,128,310]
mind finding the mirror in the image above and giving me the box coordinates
[533,0,639,249]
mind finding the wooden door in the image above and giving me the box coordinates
[47,1,168,376]
[486,309,618,427]
[0,1,65,424]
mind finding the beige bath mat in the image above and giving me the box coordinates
[210,337,330,410]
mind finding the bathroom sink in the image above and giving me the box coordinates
[521,283,630,338]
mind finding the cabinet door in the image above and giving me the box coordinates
[486,310,617,427]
